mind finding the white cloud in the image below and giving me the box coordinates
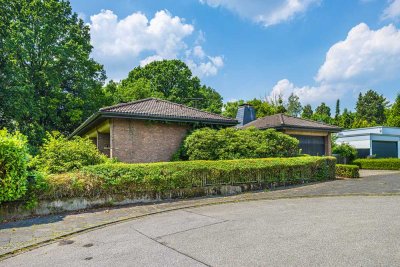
[200,0,320,27]
[382,0,400,20]
[316,23,400,84]
[89,10,223,80]
[186,52,224,77]
[269,23,400,105]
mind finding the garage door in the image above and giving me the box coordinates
[291,135,325,156]
[372,141,398,158]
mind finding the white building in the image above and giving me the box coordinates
[336,127,400,158]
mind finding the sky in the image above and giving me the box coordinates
[69,0,400,110]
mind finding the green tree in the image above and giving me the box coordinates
[355,90,389,125]
[386,94,400,127]
[301,104,313,119]
[0,0,107,148]
[222,100,245,118]
[312,102,332,124]
[286,93,302,117]
[247,98,275,118]
[117,60,223,113]
[339,108,355,129]
[334,99,340,123]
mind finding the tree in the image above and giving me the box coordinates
[386,94,400,127]
[334,99,340,123]
[339,108,355,129]
[0,0,107,148]
[117,59,223,113]
[286,93,302,117]
[313,102,332,124]
[222,100,245,118]
[301,104,313,119]
[355,90,389,126]
[247,98,275,118]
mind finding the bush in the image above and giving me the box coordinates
[0,129,30,203]
[336,164,360,178]
[182,127,299,160]
[31,132,108,174]
[33,156,336,200]
[353,158,400,170]
[333,143,358,163]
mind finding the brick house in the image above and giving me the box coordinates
[237,104,341,156]
[71,98,237,163]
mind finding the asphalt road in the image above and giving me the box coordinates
[2,195,400,267]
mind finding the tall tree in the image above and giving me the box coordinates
[386,94,400,127]
[0,0,107,147]
[301,104,313,119]
[334,99,340,122]
[286,93,302,117]
[117,59,223,114]
[355,90,389,125]
[313,102,332,124]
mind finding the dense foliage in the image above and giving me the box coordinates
[0,129,29,203]
[332,143,358,163]
[0,0,107,149]
[181,127,299,160]
[32,133,108,174]
[109,60,223,114]
[33,157,336,200]
[387,94,400,127]
[353,158,400,170]
[335,164,360,178]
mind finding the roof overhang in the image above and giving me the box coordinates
[70,112,238,137]
[256,125,342,133]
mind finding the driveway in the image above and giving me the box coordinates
[1,169,400,265]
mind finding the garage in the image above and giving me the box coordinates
[372,141,398,158]
[291,135,326,156]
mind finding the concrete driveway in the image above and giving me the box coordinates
[1,169,400,266]
[1,196,400,267]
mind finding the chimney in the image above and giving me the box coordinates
[236,103,256,126]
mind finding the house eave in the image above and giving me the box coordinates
[70,111,238,137]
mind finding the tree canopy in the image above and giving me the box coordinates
[355,90,389,126]
[113,60,223,114]
[0,0,107,148]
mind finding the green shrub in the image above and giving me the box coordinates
[353,158,400,170]
[33,156,336,200]
[182,127,299,160]
[0,129,30,203]
[31,132,108,174]
[336,164,360,178]
[332,143,358,163]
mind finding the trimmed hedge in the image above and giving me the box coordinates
[353,158,400,170]
[34,156,336,200]
[336,164,360,178]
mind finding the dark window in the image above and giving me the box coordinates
[291,135,326,156]
[372,141,398,158]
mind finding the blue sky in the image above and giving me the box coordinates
[70,0,400,110]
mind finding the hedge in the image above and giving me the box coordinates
[336,164,360,178]
[0,129,30,204]
[353,158,400,170]
[33,156,336,200]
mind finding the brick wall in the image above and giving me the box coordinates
[111,119,190,163]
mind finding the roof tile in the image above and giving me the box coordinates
[100,98,237,123]
[242,113,341,131]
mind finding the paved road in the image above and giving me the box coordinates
[2,195,400,267]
